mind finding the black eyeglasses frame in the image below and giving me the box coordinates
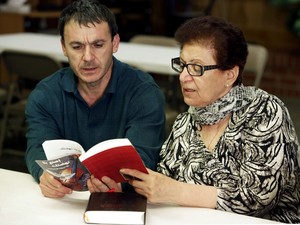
[171,57,220,76]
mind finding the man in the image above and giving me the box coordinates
[25,0,165,198]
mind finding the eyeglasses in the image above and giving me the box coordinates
[171,57,220,76]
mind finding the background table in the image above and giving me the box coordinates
[0,33,179,83]
[0,168,280,225]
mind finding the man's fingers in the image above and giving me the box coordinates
[39,172,72,198]
[90,176,110,192]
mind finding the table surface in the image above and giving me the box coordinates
[0,168,280,225]
[0,32,179,75]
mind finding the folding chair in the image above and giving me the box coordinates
[245,43,269,87]
[129,35,181,135]
[0,50,62,156]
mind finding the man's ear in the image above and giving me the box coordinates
[112,34,120,53]
[60,38,67,57]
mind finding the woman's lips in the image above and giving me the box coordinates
[183,88,195,93]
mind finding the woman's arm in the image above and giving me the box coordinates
[120,168,217,208]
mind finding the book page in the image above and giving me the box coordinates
[42,139,85,160]
[79,138,132,161]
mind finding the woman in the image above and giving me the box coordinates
[120,16,300,223]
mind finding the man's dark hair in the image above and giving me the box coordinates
[58,0,118,41]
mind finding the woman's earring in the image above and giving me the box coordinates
[225,84,230,87]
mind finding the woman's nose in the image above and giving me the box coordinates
[179,67,192,82]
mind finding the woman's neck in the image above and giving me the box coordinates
[198,115,231,151]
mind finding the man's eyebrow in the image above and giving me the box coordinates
[91,39,105,44]
[69,41,82,45]
[69,39,105,45]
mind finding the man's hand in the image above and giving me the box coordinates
[39,171,72,198]
[87,175,122,192]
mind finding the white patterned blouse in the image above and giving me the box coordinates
[158,86,300,223]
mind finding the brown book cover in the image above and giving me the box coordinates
[84,192,147,224]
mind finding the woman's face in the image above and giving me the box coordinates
[179,43,231,108]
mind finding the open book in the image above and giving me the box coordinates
[36,138,147,191]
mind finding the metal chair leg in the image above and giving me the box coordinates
[0,83,16,157]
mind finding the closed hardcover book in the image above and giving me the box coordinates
[84,192,147,225]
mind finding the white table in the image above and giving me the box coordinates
[0,168,280,225]
[0,32,179,75]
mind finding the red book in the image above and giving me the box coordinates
[36,138,147,191]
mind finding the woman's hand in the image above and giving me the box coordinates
[120,168,175,203]
[120,168,217,208]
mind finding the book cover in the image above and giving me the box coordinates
[36,154,90,191]
[84,192,147,225]
[35,138,148,191]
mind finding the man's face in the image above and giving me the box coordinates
[61,19,120,86]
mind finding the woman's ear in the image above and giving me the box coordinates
[225,65,239,86]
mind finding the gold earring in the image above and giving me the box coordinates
[225,84,229,87]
